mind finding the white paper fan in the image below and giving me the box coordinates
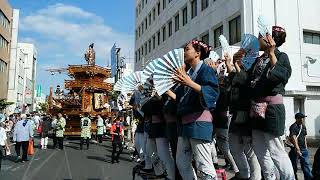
[204,51,220,64]
[152,48,184,96]
[219,35,231,55]
[143,58,160,78]
[162,48,184,71]
[240,34,259,71]
[154,79,175,96]
[257,15,272,38]
[113,71,147,93]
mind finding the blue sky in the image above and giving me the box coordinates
[9,0,135,94]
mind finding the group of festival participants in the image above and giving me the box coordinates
[130,25,303,180]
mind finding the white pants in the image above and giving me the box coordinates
[145,134,164,176]
[156,138,176,180]
[131,127,136,144]
[216,128,239,173]
[135,132,145,161]
[210,141,218,164]
[252,130,295,180]
[229,133,261,180]
[176,137,216,180]
[40,137,48,148]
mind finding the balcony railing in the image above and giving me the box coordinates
[65,80,112,91]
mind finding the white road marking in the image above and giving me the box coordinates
[64,148,73,179]
[22,148,38,180]
[24,150,58,180]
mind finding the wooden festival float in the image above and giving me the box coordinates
[48,43,113,137]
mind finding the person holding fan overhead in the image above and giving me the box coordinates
[167,40,219,179]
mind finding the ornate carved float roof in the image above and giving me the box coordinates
[68,64,111,78]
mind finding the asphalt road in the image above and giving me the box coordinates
[1,137,137,180]
[1,137,318,180]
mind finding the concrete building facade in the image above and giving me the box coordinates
[0,0,12,100]
[17,43,38,112]
[7,9,22,113]
[134,0,320,138]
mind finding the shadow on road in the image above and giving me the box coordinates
[87,155,107,162]
[3,155,18,163]
[64,145,80,150]
[104,154,133,163]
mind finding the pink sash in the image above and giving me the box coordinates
[181,110,213,124]
[151,115,164,123]
[250,94,283,119]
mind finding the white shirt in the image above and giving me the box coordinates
[34,115,40,126]
[13,119,34,142]
[0,127,7,146]
[97,118,104,127]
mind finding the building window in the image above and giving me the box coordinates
[201,0,209,11]
[138,26,141,37]
[142,22,144,34]
[191,0,197,19]
[168,20,173,37]
[148,13,152,25]
[144,43,147,55]
[148,39,152,53]
[145,18,148,30]
[175,13,180,32]
[201,33,209,45]
[0,35,9,53]
[157,30,161,45]
[0,59,7,72]
[157,2,161,15]
[138,4,141,14]
[169,0,172,3]
[303,31,320,45]
[229,15,241,45]
[214,25,223,48]
[163,0,166,10]
[182,6,188,26]
[152,35,156,49]
[138,49,141,61]
[135,52,138,62]
[135,30,138,40]
[142,0,144,9]
[152,8,156,21]
[141,46,144,56]
[162,26,166,42]
[136,8,138,17]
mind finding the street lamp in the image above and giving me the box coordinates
[306,56,317,64]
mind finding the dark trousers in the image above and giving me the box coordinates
[53,136,57,149]
[111,141,123,162]
[289,148,313,180]
[15,141,29,160]
[57,137,64,149]
[97,135,103,143]
[0,146,3,171]
[80,137,90,149]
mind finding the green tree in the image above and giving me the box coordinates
[109,91,120,101]
[0,99,14,111]
[38,102,49,112]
